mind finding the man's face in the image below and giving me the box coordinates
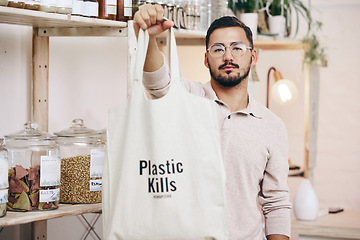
[204,27,256,88]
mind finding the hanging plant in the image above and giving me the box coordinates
[303,21,327,67]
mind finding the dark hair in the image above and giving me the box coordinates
[206,16,254,50]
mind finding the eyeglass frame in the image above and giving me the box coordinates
[206,42,253,58]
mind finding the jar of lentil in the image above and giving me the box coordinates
[54,119,105,204]
[0,138,8,217]
[5,122,60,211]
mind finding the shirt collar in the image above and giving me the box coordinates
[204,81,263,119]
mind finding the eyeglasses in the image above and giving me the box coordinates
[207,42,252,58]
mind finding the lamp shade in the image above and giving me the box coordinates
[271,78,298,105]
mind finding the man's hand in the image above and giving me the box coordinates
[133,4,174,38]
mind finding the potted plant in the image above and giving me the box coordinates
[228,0,263,38]
[265,0,312,38]
[265,0,326,66]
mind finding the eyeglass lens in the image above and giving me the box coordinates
[209,42,248,58]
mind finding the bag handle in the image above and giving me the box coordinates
[133,27,182,84]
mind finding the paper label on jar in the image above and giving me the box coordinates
[106,0,116,6]
[90,179,102,192]
[124,0,131,8]
[90,149,104,178]
[40,155,61,187]
[0,189,8,204]
[0,155,9,189]
[39,188,60,203]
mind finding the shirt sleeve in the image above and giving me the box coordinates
[143,53,207,98]
[259,119,292,238]
[142,55,171,99]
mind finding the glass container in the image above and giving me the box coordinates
[56,0,72,14]
[5,122,60,211]
[0,138,8,217]
[0,0,9,6]
[39,0,57,12]
[54,119,105,204]
[7,0,25,8]
[25,0,40,10]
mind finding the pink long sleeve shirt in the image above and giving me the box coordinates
[143,62,292,240]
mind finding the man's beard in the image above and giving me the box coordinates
[208,59,252,88]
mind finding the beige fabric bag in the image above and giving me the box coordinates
[103,28,227,240]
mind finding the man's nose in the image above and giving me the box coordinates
[223,47,233,61]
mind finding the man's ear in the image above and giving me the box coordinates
[251,49,258,66]
[204,52,209,68]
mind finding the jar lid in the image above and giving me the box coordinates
[54,119,101,138]
[5,121,56,140]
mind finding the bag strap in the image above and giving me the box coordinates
[133,27,182,85]
[167,27,182,82]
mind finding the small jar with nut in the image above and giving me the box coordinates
[5,122,60,211]
[0,138,9,217]
[54,119,105,204]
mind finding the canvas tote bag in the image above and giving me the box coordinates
[103,27,227,240]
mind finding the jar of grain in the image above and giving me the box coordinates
[4,122,60,211]
[0,138,8,217]
[7,0,25,8]
[54,119,105,204]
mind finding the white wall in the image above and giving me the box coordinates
[0,0,359,239]
[177,0,360,212]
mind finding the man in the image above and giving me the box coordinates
[134,4,292,240]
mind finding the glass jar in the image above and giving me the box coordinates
[0,0,9,6]
[98,0,116,20]
[25,0,40,10]
[5,122,60,211]
[83,0,98,18]
[56,0,72,14]
[0,138,8,218]
[54,119,105,204]
[39,0,57,12]
[7,0,25,8]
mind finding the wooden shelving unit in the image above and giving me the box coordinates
[0,7,125,239]
[292,210,360,239]
[0,203,102,227]
[157,28,305,50]
[0,6,126,28]
[1,6,317,239]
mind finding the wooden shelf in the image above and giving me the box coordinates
[157,28,305,50]
[292,210,360,239]
[0,203,102,227]
[0,6,126,28]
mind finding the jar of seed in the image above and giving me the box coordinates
[5,122,60,211]
[0,138,9,217]
[54,119,105,204]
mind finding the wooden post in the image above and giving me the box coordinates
[31,220,47,240]
[32,27,49,132]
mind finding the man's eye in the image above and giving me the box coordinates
[232,46,244,51]
[213,48,224,52]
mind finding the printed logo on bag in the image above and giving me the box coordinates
[139,159,183,198]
